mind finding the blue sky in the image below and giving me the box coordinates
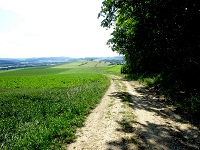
[0,0,118,58]
[0,9,20,32]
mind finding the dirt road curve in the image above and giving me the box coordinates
[66,75,200,150]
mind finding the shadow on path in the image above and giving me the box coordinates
[107,80,200,150]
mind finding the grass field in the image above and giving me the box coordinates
[0,61,121,149]
[52,60,111,68]
[106,65,123,76]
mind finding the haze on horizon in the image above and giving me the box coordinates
[0,0,118,59]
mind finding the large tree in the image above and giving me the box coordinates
[99,0,200,93]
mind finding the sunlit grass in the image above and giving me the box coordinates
[0,67,68,76]
[0,80,109,149]
[53,60,111,68]
[0,74,105,88]
[106,65,124,77]
[0,61,114,150]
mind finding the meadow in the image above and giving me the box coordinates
[0,60,121,149]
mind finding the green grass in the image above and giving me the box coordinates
[53,60,122,75]
[59,67,109,74]
[0,67,68,76]
[0,81,109,149]
[0,60,122,149]
[0,74,105,88]
[53,60,111,68]
[106,65,123,77]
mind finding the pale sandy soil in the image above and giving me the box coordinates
[66,75,200,150]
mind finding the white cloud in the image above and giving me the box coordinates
[0,0,118,58]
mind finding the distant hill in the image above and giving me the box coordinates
[0,60,16,65]
[0,56,124,70]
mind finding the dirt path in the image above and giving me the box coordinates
[66,75,200,150]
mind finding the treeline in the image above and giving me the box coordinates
[101,59,125,65]
[99,0,200,124]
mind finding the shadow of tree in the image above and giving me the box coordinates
[107,82,200,150]
[107,137,138,150]
[116,118,136,133]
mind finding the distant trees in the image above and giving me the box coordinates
[99,0,200,121]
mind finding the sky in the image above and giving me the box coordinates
[0,0,118,58]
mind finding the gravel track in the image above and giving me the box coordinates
[66,75,200,150]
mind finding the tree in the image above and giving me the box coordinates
[99,0,200,121]
[99,0,200,92]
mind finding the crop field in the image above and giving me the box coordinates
[0,67,68,76]
[0,61,120,149]
[53,60,112,74]
[52,60,111,68]
[0,74,106,88]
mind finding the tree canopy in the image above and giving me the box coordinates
[99,0,200,121]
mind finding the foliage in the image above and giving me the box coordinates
[185,94,200,118]
[99,0,200,123]
[99,0,200,76]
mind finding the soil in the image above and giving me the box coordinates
[66,75,200,150]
